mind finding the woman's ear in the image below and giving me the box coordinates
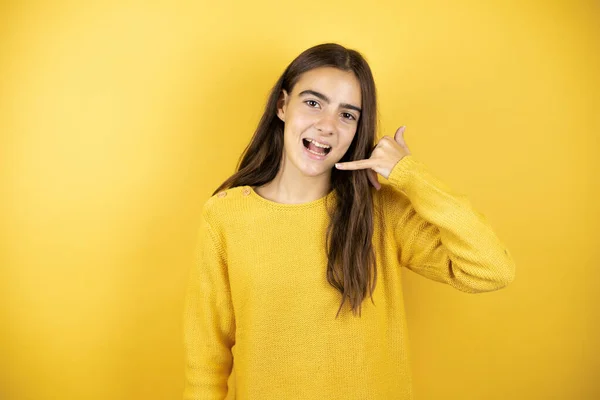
[276,90,288,122]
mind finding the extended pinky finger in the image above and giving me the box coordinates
[367,169,381,190]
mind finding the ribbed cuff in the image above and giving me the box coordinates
[386,154,419,191]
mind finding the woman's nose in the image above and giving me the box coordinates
[314,113,336,135]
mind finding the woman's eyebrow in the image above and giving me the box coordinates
[298,89,362,113]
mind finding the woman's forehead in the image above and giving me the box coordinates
[292,67,362,107]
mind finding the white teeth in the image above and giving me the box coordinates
[307,139,331,149]
[306,148,326,156]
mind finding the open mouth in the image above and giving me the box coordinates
[302,138,332,156]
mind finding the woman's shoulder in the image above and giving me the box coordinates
[374,180,410,206]
[201,186,251,225]
[372,180,413,224]
[205,185,249,205]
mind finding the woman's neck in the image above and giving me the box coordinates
[254,163,331,205]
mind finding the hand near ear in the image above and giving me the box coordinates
[335,126,412,190]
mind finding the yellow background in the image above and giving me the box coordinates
[1,1,598,399]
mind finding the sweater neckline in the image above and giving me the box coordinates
[246,185,336,210]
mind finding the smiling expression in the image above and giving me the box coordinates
[277,67,362,177]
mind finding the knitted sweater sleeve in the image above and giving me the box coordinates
[386,155,516,293]
[183,205,235,399]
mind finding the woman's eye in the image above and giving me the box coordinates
[305,100,319,108]
[342,112,356,121]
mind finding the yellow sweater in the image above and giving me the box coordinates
[183,155,515,400]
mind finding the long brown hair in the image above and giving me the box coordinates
[214,43,380,318]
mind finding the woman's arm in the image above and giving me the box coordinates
[183,208,235,399]
[387,155,516,293]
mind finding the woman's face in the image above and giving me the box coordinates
[277,67,362,178]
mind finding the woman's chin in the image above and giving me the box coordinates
[299,162,332,177]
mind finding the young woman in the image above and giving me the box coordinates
[184,43,515,400]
